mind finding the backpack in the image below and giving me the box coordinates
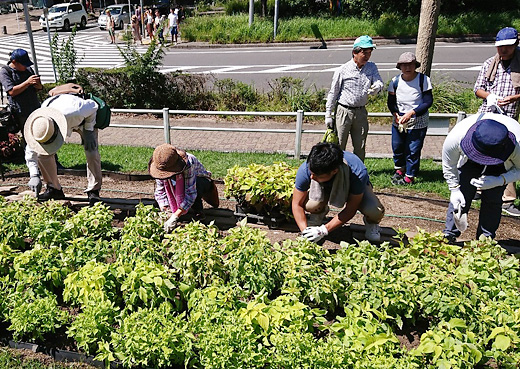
[392,72,426,93]
[47,83,111,130]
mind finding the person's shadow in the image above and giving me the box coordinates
[310,24,327,49]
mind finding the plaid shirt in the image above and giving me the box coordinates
[474,55,520,118]
[326,59,383,117]
[154,153,211,211]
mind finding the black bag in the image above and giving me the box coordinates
[0,105,18,134]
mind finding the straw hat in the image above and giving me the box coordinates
[148,144,187,179]
[24,107,68,155]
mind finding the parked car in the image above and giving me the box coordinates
[39,2,88,31]
[98,4,133,30]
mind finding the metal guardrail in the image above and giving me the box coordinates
[109,108,467,158]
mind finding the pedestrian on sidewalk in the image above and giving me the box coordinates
[167,8,178,45]
[292,142,385,243]
[131,15,142,44]
[149,144,219,233]
[442,115,520,242]
[145,9,154,39]
[387,52,433,185]
[325,35,384,161]
[106,9,116,44]
[474,27,520,216]
[0,49,43,194]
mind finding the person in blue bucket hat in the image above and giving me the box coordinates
[442,113,520,242]
[325,35,383,161]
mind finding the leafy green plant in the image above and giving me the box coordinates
[0,196,33,249]
[25,200,71,247]
[50,26,82,83]
[63,237,113,270]
[7,294,69,342]
[64,202,114,240]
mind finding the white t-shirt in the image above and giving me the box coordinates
[388,73,432,113]
[168,13,178,28]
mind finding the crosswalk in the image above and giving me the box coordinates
[0,31,142,83]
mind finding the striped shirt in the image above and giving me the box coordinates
[154,153,211,211]
[325,59,384,117]
[474,55,520,118]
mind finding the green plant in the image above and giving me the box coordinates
[64,202,115,240]
[7,294,69,342]
[50,26,82,83]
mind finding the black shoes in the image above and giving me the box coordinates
[38,187,65,201]
[87,190,101,206]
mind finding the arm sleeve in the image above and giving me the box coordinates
[325,70,342,117]
[154,179,169,208]
[180,164,197,211]
[0,68,14,94]
[387,92,399,114]
[503,145,520,183]
[442,130,463,189]
[370,65,384,93]
[474,59,491,94]
[81,100,98,131]
[24,143,40,177]
[414,90,433,116]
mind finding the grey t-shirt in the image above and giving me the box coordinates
[0,64,41,119]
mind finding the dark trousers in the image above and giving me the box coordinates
[391,125,427,178]
[444,161,506,239]
[192,176,212,212]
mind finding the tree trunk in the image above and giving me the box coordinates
[415,0,441,76]
[261,0,267,17]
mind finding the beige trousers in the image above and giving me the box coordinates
[39,128,102,193]
[335,104,368,162]
[503,181,517,203]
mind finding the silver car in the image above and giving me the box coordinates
[98,4,133,30]
[39,3,88,31]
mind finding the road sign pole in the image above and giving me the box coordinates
[22,0,38,75]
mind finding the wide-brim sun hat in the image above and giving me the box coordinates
[460,119,517,165]
[24,107,68,156]
[148,143,187,179]
[396,51,421,69]
[353,35,376,49]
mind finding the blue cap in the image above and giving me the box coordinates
[9,49,33,67]
[353,35,376,49]
[495,27,518,46]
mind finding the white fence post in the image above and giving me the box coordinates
[295,110,304,159]
[163,108,170,144]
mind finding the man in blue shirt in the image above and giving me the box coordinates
[292,142,385,243]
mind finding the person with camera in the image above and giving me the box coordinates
[0,49,43,194]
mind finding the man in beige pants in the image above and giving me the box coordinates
[24,93,102,204]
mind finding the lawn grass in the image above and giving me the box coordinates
[3,144,449,200]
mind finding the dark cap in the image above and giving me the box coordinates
[9,49,33,67]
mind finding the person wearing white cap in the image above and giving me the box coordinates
[474,26,520,216]
[325,35,384,161]
[24,93,102,203]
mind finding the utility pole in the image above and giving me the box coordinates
[22,0,38,75]
[248,0,254,26]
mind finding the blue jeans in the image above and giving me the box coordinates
[444,161,506,239]
[391,125,427,178]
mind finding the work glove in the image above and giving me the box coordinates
[470,175,506,190]
[28,175,42,196]
[486,93,502,107]
[397,122,408,133]
[164,214,179,233]
[301,225,328,243]
[367,85,379,96]
[449,188,466,210]
[325,116,334,129]
[83,130,97,152]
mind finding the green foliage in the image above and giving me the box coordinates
[66,300,120,355]
[224,162,297,217]
[0,196,34,249]
[64,202,114,240]
[50,27,82,83]
[25,200,71,247]
[214,78,260,111]
[7,294,69,342]
[63,237,113,270]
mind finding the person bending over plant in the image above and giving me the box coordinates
[292,142,385,243]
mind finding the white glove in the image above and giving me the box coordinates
[28,175,42,195]
[470,175,506,190]
[164,214,179,233]
[449,188,466,209]
[83,130,97,152]
[486,93,502,107]
[325,116,334,129]
[367,85,379,96]
[397,122,408,133]
[301,225,328,243]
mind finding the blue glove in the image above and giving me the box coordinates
[83,130,97,152]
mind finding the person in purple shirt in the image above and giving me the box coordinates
[292,142,385,243]
[148,144,219,232]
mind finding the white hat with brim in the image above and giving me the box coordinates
[24,107,68,156]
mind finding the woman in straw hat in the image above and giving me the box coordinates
[149,144,219,232]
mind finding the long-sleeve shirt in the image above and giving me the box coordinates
[325,59,383,117]
[442,112,520,189]
[154,153,211,211]
[474,53,520,118]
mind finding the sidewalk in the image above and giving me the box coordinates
[0,8,43,35]
[65,115,445,159]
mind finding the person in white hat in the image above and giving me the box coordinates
[474,26,520,216]
[324,35,383,161]
[24,93,102,202]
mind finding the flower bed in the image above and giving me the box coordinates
[0,196,520,368]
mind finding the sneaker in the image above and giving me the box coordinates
[472,191,481,202]
[502,202,520,217]
[87,190,101,205]
[391,170,404,185]
[365,222,381,242]
[393,176,413,186]
[38,187,65,201]
[443,234,457,245]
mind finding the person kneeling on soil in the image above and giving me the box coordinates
[24,94,102,204]
[442,115,520,242]
[292,142,385,243]
[148,144,219,233]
